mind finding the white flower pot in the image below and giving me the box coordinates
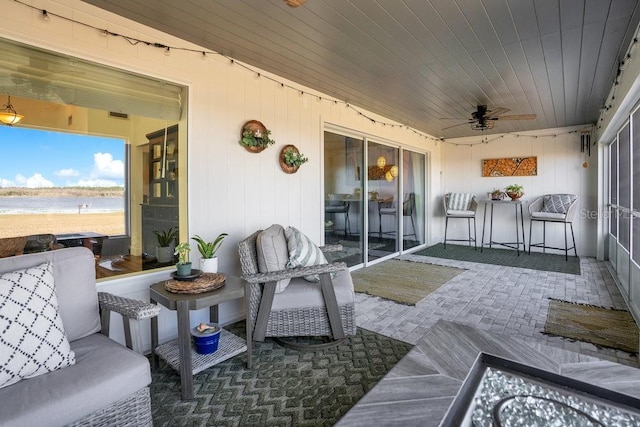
[200,257,218,273]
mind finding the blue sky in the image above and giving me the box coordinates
[0,127,125,188]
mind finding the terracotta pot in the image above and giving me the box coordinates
[506,191,523,201]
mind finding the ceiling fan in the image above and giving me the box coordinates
[442,105,536,131]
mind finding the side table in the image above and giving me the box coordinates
[480,199,526,255]
[150,273,247,400]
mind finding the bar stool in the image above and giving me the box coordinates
[528,194,579,260]
[443,193,477,249]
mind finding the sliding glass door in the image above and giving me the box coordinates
[323,129,427,267]
[368,141,399,260]
[324,132,364,266]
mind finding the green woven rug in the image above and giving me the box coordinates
[150,323,412,426]
[351,259,466,305]
[415,243,581,275]
[543,299,639,354]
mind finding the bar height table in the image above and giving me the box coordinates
[480,199,526,256]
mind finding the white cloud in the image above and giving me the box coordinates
[0,178,15,187]
[92,152,124,180]
[24,173,54,188]
[55,168,80,177]
[14,174,27,186]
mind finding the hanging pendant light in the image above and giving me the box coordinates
[0,96,24,125]
[390,165,399,178]
[377,156,386,169]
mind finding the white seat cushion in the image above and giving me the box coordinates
[531,211,566,221]
[446,209,475,217]
[271,270,354,311]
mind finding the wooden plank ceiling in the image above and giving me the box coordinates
[83,0,640,139]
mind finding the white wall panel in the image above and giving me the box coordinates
[442,129,597,256]
[2,0,440,337]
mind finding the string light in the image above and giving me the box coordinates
[9,0,605,149]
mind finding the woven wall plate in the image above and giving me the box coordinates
[279,144,300,174]
[240,120,268,153]
[164,272,226,294]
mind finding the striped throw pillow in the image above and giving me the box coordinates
[447,193,472,210]
[285,226,328,282]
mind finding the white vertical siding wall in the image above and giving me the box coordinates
[441,128,597,257]
[2,0,442,349]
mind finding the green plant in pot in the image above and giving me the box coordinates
[283,147,309,167]
[239,124,276,152]
[489,188,505,200]
[192,233,228,273]
[174,242,192,276]
[505,184,524,201]
[154,227,177,264]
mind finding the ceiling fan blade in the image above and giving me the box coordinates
[487,107,510,117]
[441,121,472,130]
[491,114,536,121]
[439,117,468,120]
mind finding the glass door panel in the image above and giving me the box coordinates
[402,149,426,249]
[323,132,364,267]
[368,141,399,260]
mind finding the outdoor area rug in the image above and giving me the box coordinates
[415,243,581,275]
[351,259,466,305]
[150,322,412,426]
[543,298,639,354]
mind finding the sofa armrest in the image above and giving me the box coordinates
[242,262,347,283]
[98,292,161,321]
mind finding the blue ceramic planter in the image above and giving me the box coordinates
[191,323,221,354]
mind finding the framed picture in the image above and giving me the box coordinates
[482,157,537,177]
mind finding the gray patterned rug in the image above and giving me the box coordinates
[150,322,412,426]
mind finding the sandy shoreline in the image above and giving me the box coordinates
[0,212,125,238]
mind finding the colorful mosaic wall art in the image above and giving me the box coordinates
[482,157,537,177]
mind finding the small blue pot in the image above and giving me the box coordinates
[191,324,221,355]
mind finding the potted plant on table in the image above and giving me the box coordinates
[489,188,505,200]
[192,233,228,273]
[174,242,192,276]
[505,184,524,201]
[154,227,177,264]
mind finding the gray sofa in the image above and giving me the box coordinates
[0,247,153,426]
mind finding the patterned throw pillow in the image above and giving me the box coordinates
[285,226,328,282]
[446,193,472,211]
[0,262,76,389]
[540,194,578,214]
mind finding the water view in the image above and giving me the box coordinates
[0,196,124,214]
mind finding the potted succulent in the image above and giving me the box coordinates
[192,233,228,273]
[489,188,505,200]
[239,120,276,152]
[154,227,177,264]
[279,144,308,174]
[505,184,524,201]
[174,242,192,276]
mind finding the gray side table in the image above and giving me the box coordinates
[150,274,247,400]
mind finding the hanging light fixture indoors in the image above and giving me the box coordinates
[0,96,24,125]
[377,156,386,169]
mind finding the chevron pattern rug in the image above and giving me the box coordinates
[150,322,412,426]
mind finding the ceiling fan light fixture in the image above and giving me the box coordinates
[0,96,24,125]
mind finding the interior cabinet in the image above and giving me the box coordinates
[141,125,179,258]
[148,125,178,204]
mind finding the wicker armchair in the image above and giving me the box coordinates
[238,229,356,368]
